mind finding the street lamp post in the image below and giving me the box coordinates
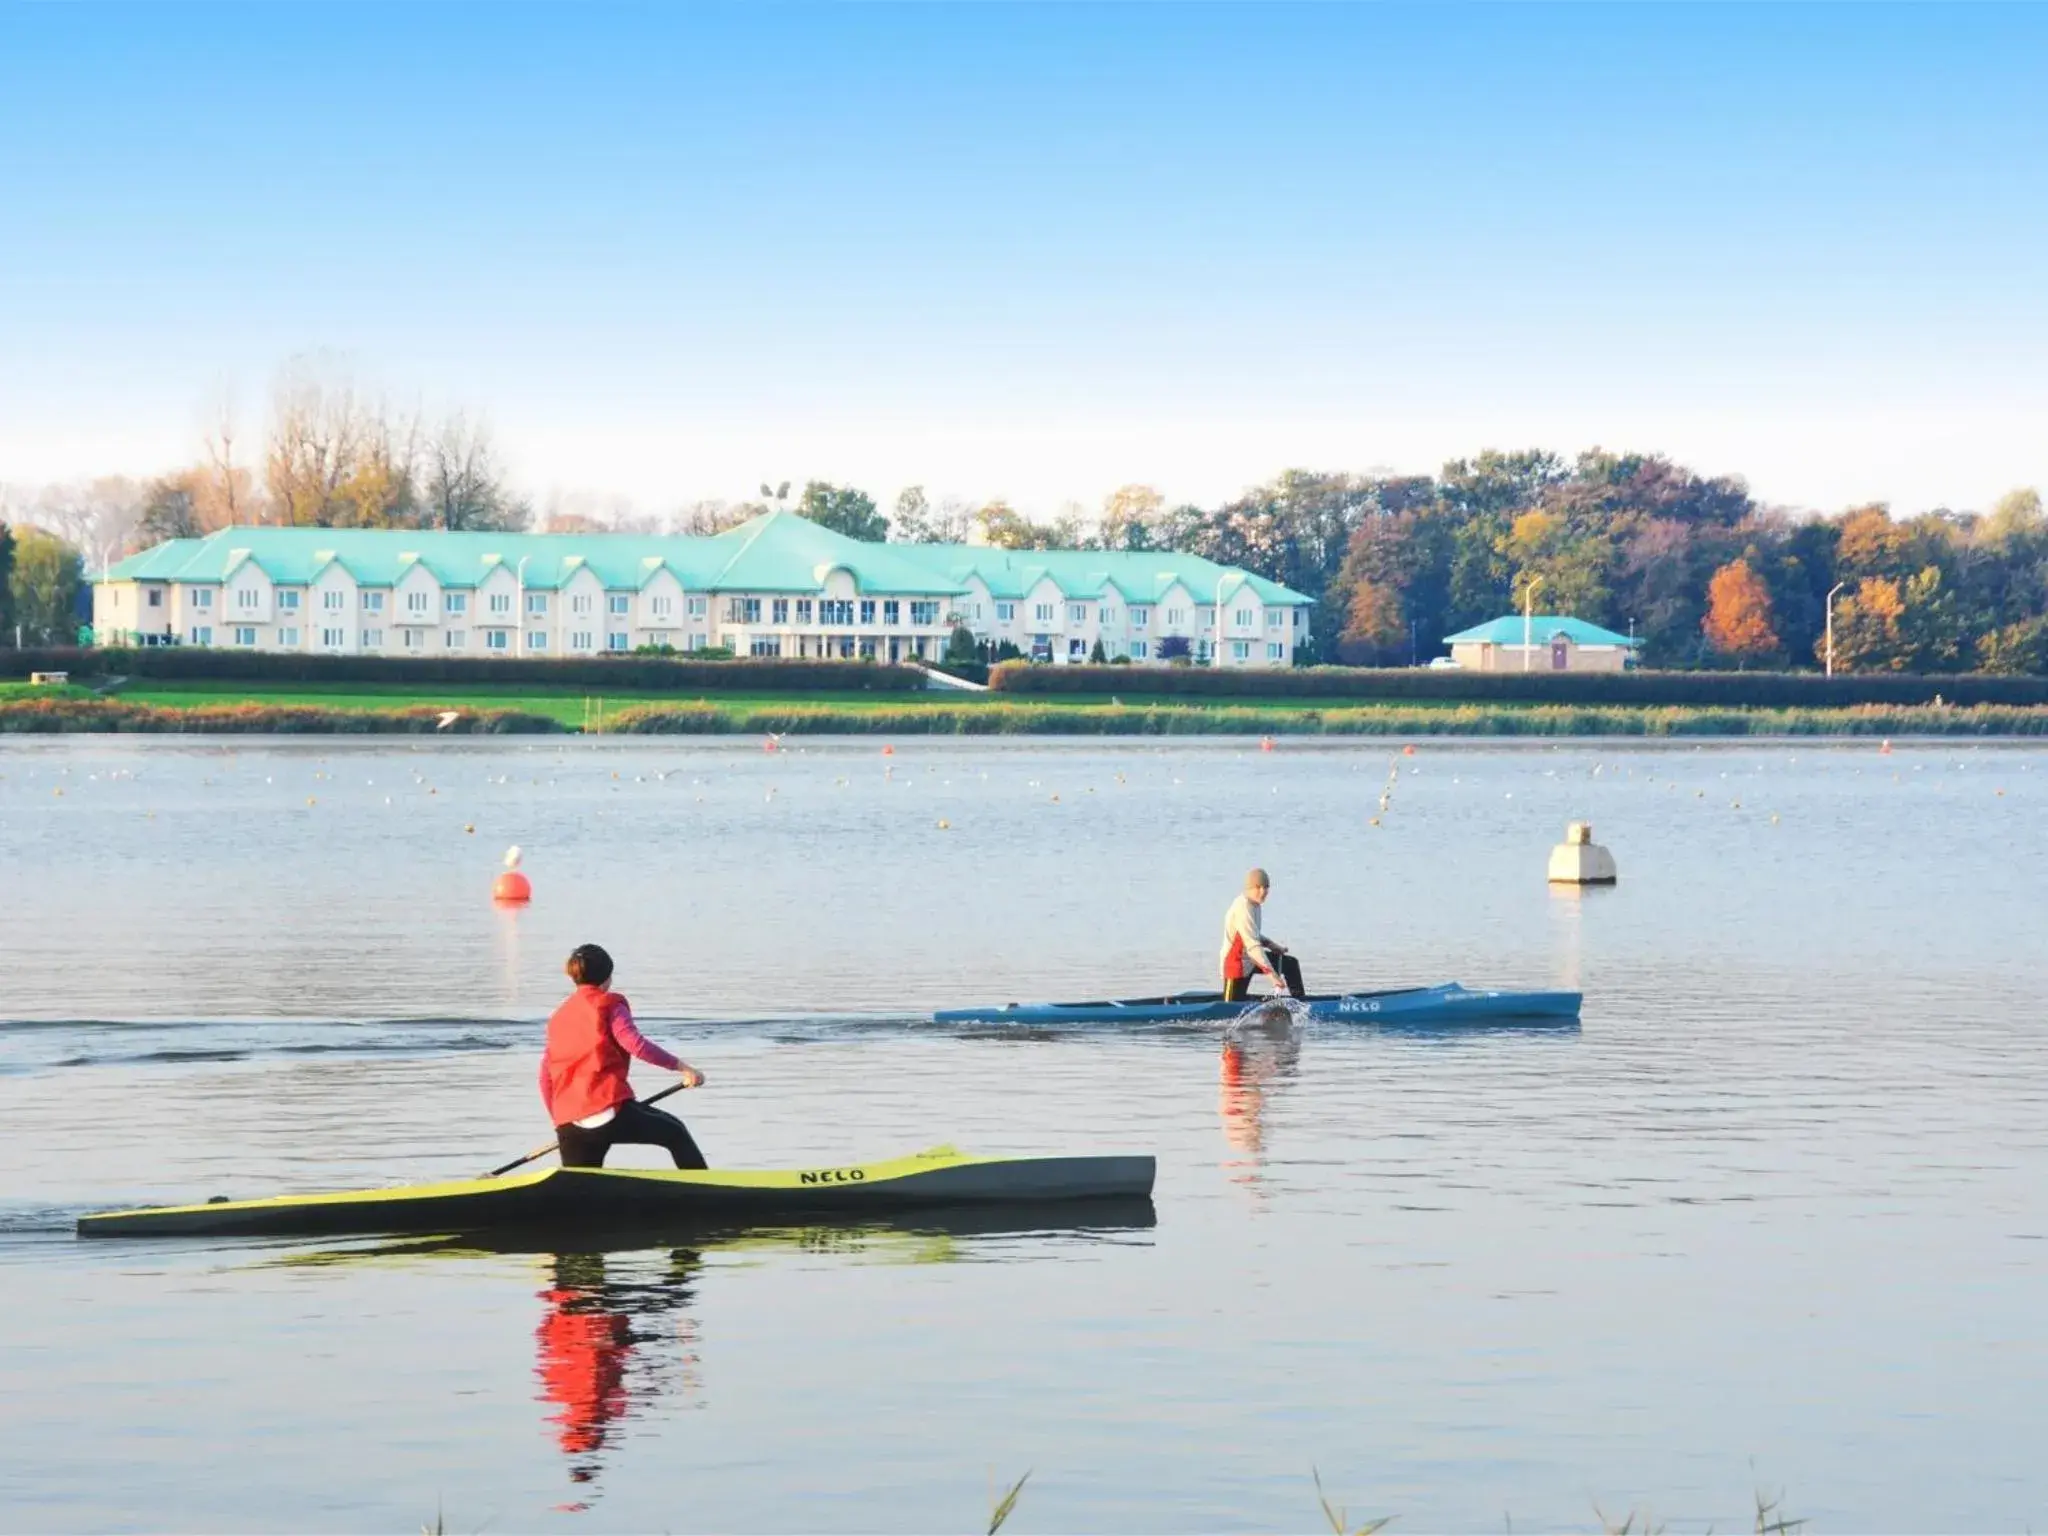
[1824,580,1847,677]
[1521,576,1544,673]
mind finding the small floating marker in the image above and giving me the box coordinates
[1548,821,1618,885]
[1368,816,1382,827]
[1403,744,1416,756]
[1770,813,1780,824]
[464,822,475,833]
[1050,793,1060,803]
[53,787,62,797]
[1880,739,1893,755]
[882,745,895,756]
[306,796,316,807]
[936,818,950,830]
[1260,737,1275,751]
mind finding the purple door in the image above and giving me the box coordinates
[1550,636,1570,670]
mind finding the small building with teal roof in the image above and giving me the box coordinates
[1442,615,1638,673]
[95,510,1314,668]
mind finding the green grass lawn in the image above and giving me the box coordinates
[109,678,1514,725]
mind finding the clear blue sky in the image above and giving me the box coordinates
[3,2,2043,517]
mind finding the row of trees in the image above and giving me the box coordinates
[0,524,87,645]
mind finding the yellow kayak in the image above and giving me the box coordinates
[76,1146,1157,1239]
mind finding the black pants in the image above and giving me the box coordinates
[557,1099,708,1170]
[1223,950,1304,1002]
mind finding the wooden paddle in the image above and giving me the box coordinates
[483,1079,694,1178]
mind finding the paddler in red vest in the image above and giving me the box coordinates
[1220,868,1305,1002]
[542,943,708,1169]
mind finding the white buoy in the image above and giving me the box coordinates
[1548,821,1618,885]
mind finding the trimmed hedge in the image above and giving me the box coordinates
[986,661,2048,708]
[599,700,2048,737]
[0,647,925,693]
[0,699,564,734]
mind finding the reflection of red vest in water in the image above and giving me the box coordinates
[543,986,633,1125]
[536,1293,630,1456]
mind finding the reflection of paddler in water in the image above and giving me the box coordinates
[535,1249,704,1499]
[1219,1016,1303,1165]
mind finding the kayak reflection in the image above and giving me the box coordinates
[251,1201,1156,1501]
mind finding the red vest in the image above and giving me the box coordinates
[543,986,633,1125]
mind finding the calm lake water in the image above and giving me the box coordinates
[2,736,2045,1532]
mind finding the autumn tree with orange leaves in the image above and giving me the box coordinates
[1702,559,1780,664]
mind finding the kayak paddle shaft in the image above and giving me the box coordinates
[483,1079,692,1178]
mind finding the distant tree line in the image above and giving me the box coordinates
[6,365,2044,672]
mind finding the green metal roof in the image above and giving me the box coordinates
[101,512,961,595]
[100,512,1316,607]
[1444,615,1637,647]
[888,545,1314,606]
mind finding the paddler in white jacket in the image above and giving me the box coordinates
[1220,868,1305,1001]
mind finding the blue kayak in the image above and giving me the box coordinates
[933,982,1581,1027]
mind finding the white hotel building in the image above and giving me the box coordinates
[94,510,1314,667]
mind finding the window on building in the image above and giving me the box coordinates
[727,596,761,623]
[278,590,301,611]
[488,592,511,614]
[1098,606,1111,624]
[362,591,385,613]
[320,627,344,649]
[882,600,899,625]
[995,601,1015,621]
[858,637,876,658]
[910,600,938,625]
[446,593,468,615]
[772,598,789,623]
[485,629,509,651]
[572,593,592,616]
[1069,604,1087,624]
[1166,606,1184,625]
[446,629,466,650]
[147,588,163,608]
[651,596,675,619]
[750,635,782,657]
[859,599,876,625]
[1034,603,1055,623]
[1130,639,1149,660]
[362,628,383,648]
[233,626,256,646]
[570,631,593,651]
[1068,638,1087,659]
[236,589,259,611]
[1267,611,1283,630]
[1293,609,1304,628]
[403,629,422,650]
[1267,641,1284,660]
[527,631,548,652]
[1231,640,1251,660]
[1235,607,1253,628]
[820,599,854,625]
[795,598,814,623]
[685,596,706,617]
[606,631,628,652]
[689,632,707,651]
[608,594,629,615]
[191,589,214,610]
[406,590,430,614]
[1131,606,1150,629]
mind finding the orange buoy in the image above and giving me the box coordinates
[882,744,895,756]
[1403,744,1416,756]
[1259,736,1275,752]
[493,870,532,905]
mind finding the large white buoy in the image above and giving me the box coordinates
[1548,821,1618,885]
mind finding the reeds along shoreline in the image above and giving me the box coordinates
[7,695,2048,736]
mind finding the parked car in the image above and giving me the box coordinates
[1426,655,1460,669]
